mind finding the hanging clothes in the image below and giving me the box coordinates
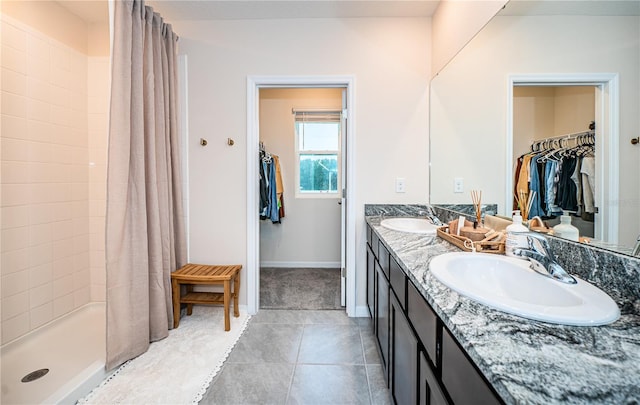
[513,129,595,221]
[259,146,285,223]
[556,157,578,212]
[581,156,596,217]
[273,155,285,220]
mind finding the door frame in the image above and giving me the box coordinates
[246,75,356,316]
[506,73,619,243]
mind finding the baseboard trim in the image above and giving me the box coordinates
[354,305,370,318]
[260,261,341,268]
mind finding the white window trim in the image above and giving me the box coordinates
[293,116,342,199]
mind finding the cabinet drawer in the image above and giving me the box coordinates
[378,241,390,279]
[420,350,448,405]
[389,257,406,310]
[441,328,502,405]
[372,232,380,259]
[408,282,438,367]
[367,224,372,247]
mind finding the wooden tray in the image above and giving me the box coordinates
[436,226,505,254]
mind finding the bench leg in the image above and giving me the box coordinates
[223,280,231,331]
[186,285,193,316]
[172,278,180,328]
[233,272,240,318]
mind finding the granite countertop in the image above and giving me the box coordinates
[366,216,640,405]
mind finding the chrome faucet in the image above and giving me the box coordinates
[632,234,640,257]
[512,232,577,284]
[420,206,443,226]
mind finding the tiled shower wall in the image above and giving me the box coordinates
[0,15,107,344]
[88,57,108,302]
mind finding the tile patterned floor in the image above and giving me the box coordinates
[200,310,391,405]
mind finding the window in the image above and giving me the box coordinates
[294,111,342,197]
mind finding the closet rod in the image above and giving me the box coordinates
[534,129,595,143]
[531,129,595,152]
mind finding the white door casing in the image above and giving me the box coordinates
[506,73,619,244]
[246,75,356,316]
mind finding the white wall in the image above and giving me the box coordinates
[430,15,639,247]
[174,17,431,309]
[431,0,507,76]
[553,87,595,135]
[87,56,109,302]
[259,88,342,267]
[0,3,109,344]
[513,86,595,160]
[1,13,90,344]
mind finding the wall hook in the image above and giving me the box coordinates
[227,138,235,146]
[200,138,208,146]
[631,137,639,145]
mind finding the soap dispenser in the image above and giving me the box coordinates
[553,212,579,242]
[505,210,529,257]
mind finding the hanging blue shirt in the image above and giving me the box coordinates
[528,155,545,218]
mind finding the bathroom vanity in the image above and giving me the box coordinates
[365,208,640,404]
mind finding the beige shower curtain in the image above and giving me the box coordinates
[106,0,187,370]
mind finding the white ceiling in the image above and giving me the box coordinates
[57,0,640,25]
[501,0,640,16]
[147,0,440,20]
[58,0,442,24]
[56,0,109,23]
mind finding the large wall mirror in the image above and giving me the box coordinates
[430,0,640,255]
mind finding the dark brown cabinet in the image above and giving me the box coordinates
[408,281,439,368]
[366,223,504,405]
[390,256,406,310]
[390,292,418,405]
[441,328,501,405]
[419,350,448,405]
[367,245,375,319]
[376,261,390,379]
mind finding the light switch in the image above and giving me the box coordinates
[396,178,406,193]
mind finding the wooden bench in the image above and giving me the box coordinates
[171,264,242,331]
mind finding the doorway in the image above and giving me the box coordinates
[506,74,620,244]
[246,76,356,316]
[258,88,343,310]
[512,85,597,237]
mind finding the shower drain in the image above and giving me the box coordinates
[21,368,49,383]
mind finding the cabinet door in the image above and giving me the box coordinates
[376,262,390,382]
[408,282,439,368]
[441,328,502,405]
[419,350,448,405]
[390,293,418,405]
[367,245,376,321]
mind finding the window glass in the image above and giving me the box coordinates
[294,114,341,197]
[297,122,340,151]
[299,154,338,193]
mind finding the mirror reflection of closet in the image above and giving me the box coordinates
[512,85,596,239]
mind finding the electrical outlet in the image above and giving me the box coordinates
[454,177,464,193]
[396,178,406,193]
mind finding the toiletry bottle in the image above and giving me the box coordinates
[553,212,579,241]
[505,210,529,257]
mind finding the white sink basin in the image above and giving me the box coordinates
[429,252,620,326]
[380,218,439,234]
